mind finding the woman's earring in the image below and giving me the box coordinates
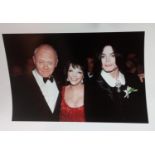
[81,79,83,83]
[67,78,69,82]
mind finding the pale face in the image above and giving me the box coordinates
[33,48,58,78]
[101,45,118,73]
[67,64,84,86]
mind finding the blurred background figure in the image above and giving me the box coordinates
[126,53,138,74]
[10,65,23,77]
[84,55,96,84]
[24,58,35,75]
[125,52,144,83]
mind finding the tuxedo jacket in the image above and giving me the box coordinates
[11,73,61,121]
[87,73,148,123]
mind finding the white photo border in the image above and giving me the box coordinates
[0,23,154,130]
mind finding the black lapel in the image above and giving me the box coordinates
[27,73,54,116]
[96,75,113,98]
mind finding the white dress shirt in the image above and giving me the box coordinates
[32,69,59,113]
[101,70,126,87]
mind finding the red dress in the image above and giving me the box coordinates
[59,87,85,122]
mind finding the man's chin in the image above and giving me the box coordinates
[105,71,112,73]
[41,72,53,77]
[104,69,117,73]
[44,76,51,78]
[41,74,52,78]
[103,67,118,73]
[104,69,113,73]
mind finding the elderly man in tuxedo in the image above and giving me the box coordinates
[12,44,61,121]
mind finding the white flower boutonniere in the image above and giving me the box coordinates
[124,86,138,99]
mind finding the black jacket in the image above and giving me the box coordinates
[88,73,148,123]
[11,73,61,121]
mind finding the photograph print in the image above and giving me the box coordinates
[2,31,148,123]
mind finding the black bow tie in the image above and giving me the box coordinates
[43,76,54,83]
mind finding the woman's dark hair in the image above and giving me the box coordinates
[98,44,127,73]
[64,59,85,85]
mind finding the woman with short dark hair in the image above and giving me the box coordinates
[59,60,86,122]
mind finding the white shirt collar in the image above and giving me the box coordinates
[32,69,55,84]
[32,69,59,113]
[101,70,125,87]
[32,69,44,83]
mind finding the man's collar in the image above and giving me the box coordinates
[100,70,125,87]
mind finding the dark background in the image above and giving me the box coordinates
[2,31,144,80]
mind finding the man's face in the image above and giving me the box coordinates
[101,45,118,73]
[33,48,58,78]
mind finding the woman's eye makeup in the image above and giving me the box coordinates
[78,71,83,74]
[68,69,73,72]
[68,69,83,74]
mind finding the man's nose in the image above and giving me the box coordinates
[106,56,110,62]
[43,63,49,69]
